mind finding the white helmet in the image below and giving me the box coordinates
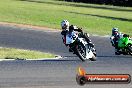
[61,20,69,30]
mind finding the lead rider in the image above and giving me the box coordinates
[61,20,94,52]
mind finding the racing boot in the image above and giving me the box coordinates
[69,47,76,54]
[69,48,73,52]
[115,49,120,55]
[69,44,74,52]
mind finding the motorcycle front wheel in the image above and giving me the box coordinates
[76,43,87,61]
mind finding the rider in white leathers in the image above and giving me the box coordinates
[61,20,94,52]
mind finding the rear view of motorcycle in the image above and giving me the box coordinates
[65,31,96,61]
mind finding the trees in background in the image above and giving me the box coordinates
[64,0,132,7]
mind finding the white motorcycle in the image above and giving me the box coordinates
[65,31,96,61]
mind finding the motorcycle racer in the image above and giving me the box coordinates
[110,28,124,55]
[61,20,94,52]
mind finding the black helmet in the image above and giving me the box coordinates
[112,28,119,36]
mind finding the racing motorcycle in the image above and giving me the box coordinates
[118,36,132,55]
[65,31,96,61]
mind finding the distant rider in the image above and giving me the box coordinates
[61,20,94,52]
[110,28,124,55]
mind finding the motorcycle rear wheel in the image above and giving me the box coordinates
[128,44,132,56]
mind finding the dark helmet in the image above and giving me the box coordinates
[112,28,119,36]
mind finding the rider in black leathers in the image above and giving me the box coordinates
[110,28,124,55]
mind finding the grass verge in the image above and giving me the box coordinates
[0,0,132,36]
[0,47,55,60]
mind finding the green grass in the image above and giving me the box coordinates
[0,47,55,59]
[0,0,132,35]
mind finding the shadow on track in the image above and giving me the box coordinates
[39,59,80,62]
[39,56,81,61]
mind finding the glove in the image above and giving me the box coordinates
[78,28,83,32]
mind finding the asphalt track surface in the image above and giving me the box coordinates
[0,25,131,88]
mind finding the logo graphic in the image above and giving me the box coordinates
[76,67,131,86]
